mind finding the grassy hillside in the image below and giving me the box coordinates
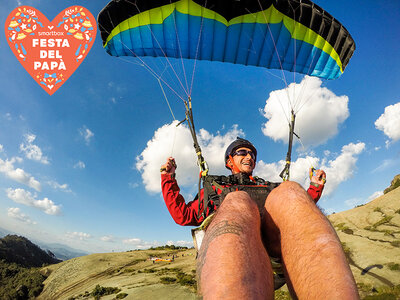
[38,248,198,300]
[38,187,400,299]
[328,186,400,298]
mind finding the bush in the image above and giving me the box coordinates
[160,276,177,284]
[390,241,400,248]
[341,242,352,259]
[0,260,46,299]
[384,230,394,237]
[343,228,354,235]
[388,263,400,271]
[116,292,128,299]
[142,268,156,273]
[91,284,121,300]
[373,216,394,227]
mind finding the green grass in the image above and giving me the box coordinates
[373,216,394,227]
[358,283,400,299]
[390,240,400,247]
[387,262,400,271]
[157,267,197,290]
[160,276,177,284]
[0,260,46,299]
[341,242,352,259]
[90,284,121,299]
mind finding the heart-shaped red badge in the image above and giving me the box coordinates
[5,6,97,95]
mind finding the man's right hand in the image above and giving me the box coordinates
[160,157,177,175]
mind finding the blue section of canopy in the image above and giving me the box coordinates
[105,11,341,79]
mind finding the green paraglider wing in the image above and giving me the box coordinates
[98,0,355,79]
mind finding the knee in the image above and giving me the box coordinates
[266,181,313,217]
[219,191,259,220]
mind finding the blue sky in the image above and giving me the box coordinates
[1,0,399,253]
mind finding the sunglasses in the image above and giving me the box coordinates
[232,149,256,160]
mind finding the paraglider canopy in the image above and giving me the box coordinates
[98,0,355,80]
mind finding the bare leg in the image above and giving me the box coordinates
[197,191,274,299]
[262,181,359,299]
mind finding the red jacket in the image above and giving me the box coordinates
[161,173,323,226]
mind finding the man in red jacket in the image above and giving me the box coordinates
[161,138,358,299]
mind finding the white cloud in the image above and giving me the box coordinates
[319,142,366,196]
[166,240,193,247]
[256,142,365,196]
[0,157,41,191]
[47,180,71,192]
[7,207,37,225]
[129,182,139,189]
[344,190,383,208]
[261,76,349,147]
[345,197,365,207]
[368,191,383,202]
[375,102,400,143]
[5,113,12,121]
[121,238,164,250]
[100,235,114,242]
[0,145,3,152]
[256,156,320,185]
[79,126,94,145]
[66,232,91,241]
[19,134,50,164]
[123,238,142,244]
[136,122,243,193]
[6,188,61,215]
[74,161,86,169]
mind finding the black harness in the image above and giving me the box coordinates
[199,173,281,218]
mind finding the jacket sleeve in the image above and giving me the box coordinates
[307,183,324,203]
[161,173,206,226]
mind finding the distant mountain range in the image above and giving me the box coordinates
[35,241,88,261]
[0,227,88,261]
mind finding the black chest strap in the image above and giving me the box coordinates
[199,173,280,218]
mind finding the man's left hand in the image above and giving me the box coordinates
[310,168,326,186]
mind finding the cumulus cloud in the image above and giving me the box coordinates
[0,144,3,152]
[166,240,193,247]
[79,126,94,145]
[261,76,349,147]
[256,142,365,196]
[136,122,243,193]
[319,142,366,196]
[0,157,41,191]
[7,207,37,225]
[66,232,91,241]
[74,161,86,169]
[19,134,49,164]
[6,188,61,215]
[375,102,400,143]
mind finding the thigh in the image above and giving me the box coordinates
[197,191,274,299]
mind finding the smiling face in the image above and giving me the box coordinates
[227,147,256,175]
